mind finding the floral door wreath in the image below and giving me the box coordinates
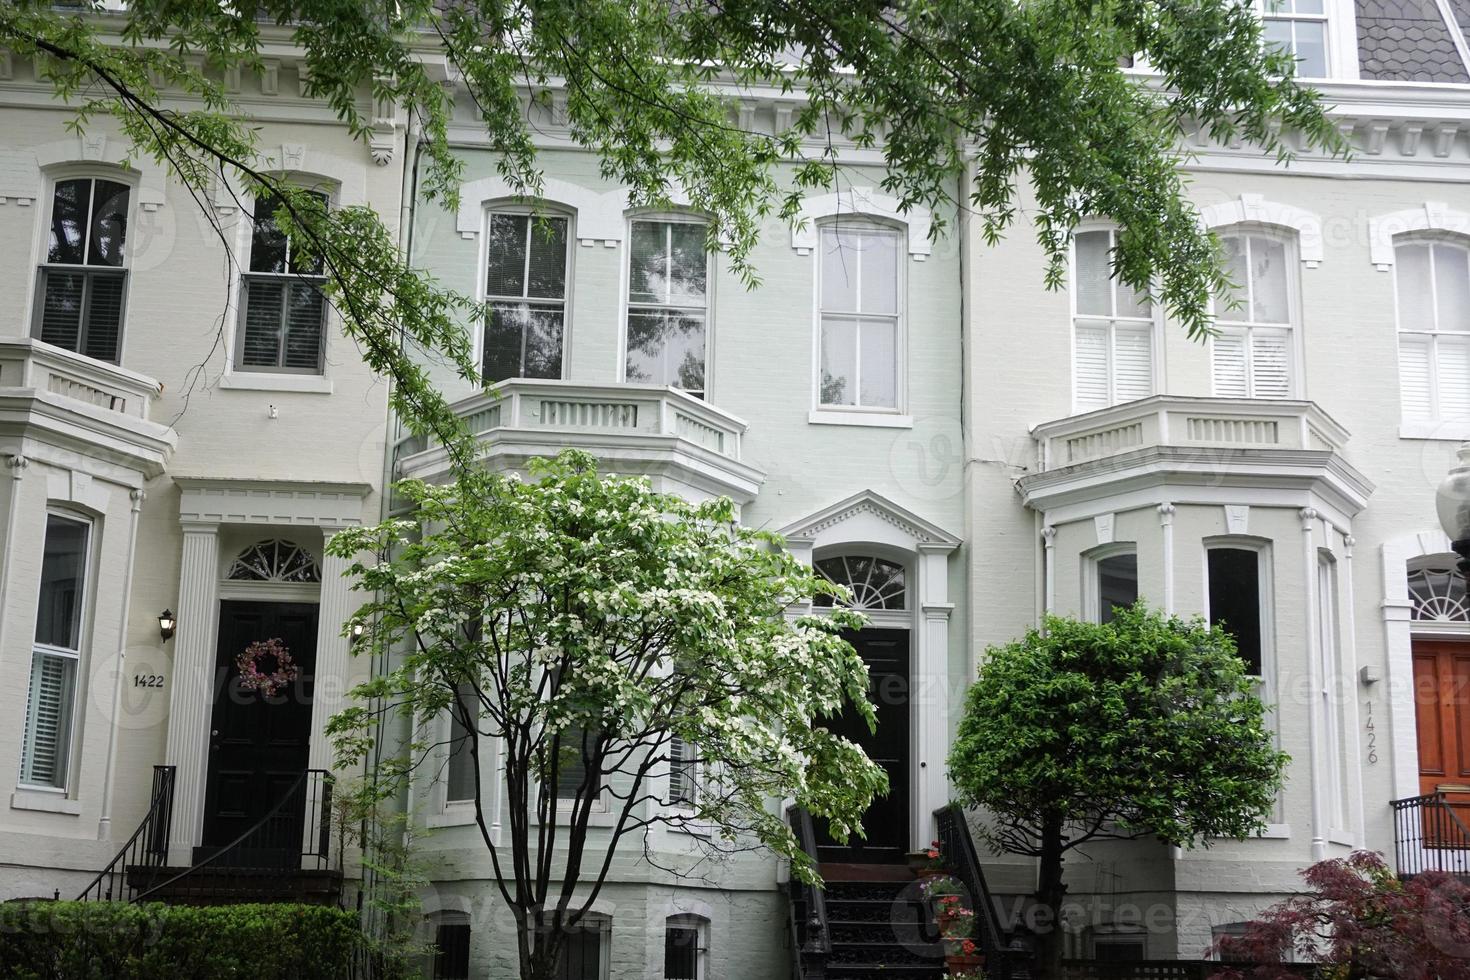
[236,638,301,697]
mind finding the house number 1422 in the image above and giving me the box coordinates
[132,674,165,688]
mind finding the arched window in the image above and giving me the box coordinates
[813,555,907,610]
[1408,561,1470,623]
[1072,227,1155,412]
[226,539,320,583]
[664,914,709,980]
[35,175,133,364]
[1395,239,1470,424]
[481,207,570,383]
[1211,232,1297,399]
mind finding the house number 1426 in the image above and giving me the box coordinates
[132,674,165,688]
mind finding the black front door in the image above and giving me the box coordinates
[816,628,911,864]
[200,600,318,862]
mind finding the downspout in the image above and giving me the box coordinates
[97,486,145,839]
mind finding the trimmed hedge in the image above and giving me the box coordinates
[0,901,361,979]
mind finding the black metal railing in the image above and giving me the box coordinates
[785,806,830,980]
[77,765,176,902]
[935,802,1031,979]
[130,769,335,904]
[1061,960,1314,979]
[1391,792,1470,876]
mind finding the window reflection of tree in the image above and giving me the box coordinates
[626,219,707,397]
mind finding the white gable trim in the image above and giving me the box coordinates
[791,187,934,259]
[778,488,960,552]
[1198,193,1324,267]
[1368,202,1470,270]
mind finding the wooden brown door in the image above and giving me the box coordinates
[1413,640,1470,800]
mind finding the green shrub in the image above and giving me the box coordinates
[0,901,362,979]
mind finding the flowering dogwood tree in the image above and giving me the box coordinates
[327,450,885,980]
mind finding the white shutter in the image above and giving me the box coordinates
[1074,322,1110,411]
[21,652,74,787]
[1113,325,1153,403]
[1399,334,1434,420]
[1438,335,1470,420]
[1250,329,1292,399]
[1212,330,1249,397]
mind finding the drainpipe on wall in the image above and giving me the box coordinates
[97,486,146,840]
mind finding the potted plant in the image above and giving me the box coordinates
[908,839,948,878]
[940,906,983,974]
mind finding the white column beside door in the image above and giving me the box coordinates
[163,525,220,864]
[308,537,356,775]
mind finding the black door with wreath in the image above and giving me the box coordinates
[199,600,318,864]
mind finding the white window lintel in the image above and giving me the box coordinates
[1369,202,1470,270]
[792,188,933,258]
[1198,194,1323,267]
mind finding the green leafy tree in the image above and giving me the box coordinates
[1,0,1344,456]
[326,450,885,980]
[948,604,1289,979]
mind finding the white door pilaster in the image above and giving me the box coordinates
[308,533,356,775]
[164,524,220,864]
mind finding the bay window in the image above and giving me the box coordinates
[482,211,569,383]
[1396,240,1470,424]
[1073,228,1154,411]
[236,192,329,374]
[20,514,90,789]
[1207,545,1267,676]
[1093,550,1138,625]
[818,223,901,411]
[1212,233,1296,399]
[35,177,132,364]
[626,218,708,397]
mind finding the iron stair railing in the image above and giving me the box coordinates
[935,802,1031,979]
[77,765,176,902]
[1392,791,1470,876]
[130,768,334,904]
[785,806,831,980]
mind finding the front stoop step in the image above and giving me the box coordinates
[822,874,946,980]
[125,866,343,906]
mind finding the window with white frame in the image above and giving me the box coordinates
[1092,550,1138,625]
[1073,228,1154,411]
[664,915,708,980]
[1212,233,1296,399]
[1395,240,1470,424]
[237,191,329,374]
[667,736,697,807]
[626,217,708,397]
[1091,926,1147,962]
[552,915,611,980]
[20,514,90,789]
[1207,545,1267,676]
[1261,0,1328,78]
[35,177,132,364]
[818,222,902,411]
[482,210,569,383]
[445,681,478,805]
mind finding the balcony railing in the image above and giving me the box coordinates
[0,337,162,421]
[394,380,760,499]
[1030,395,1349,472]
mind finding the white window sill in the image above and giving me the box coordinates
[808,410,913,429]
[1400,420,1470,441]
[220,372,333,394]
[426,805,478,829]
[11,789,81,815]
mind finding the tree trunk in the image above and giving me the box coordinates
[1034,814,1067,980]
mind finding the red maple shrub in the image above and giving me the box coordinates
[1208,850,1470,979]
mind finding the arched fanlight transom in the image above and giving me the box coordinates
[813,555,907,611]
[227,539,321,583]
[1409,563,1469,623]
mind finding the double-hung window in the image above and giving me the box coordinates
[627,218,709,397]
[1212,234,1296,399]
[667,737,697,807]
[482,211,569,383]
[35,177,131,363]
[1073,228,1154,411]
[1261,0,1328,78]
[1207,546,1266,676]
[1396,241,1470,424]
[445,681,478,805]
[818,223,901,410]
[21,514,90,789]
[237,192,329,374]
